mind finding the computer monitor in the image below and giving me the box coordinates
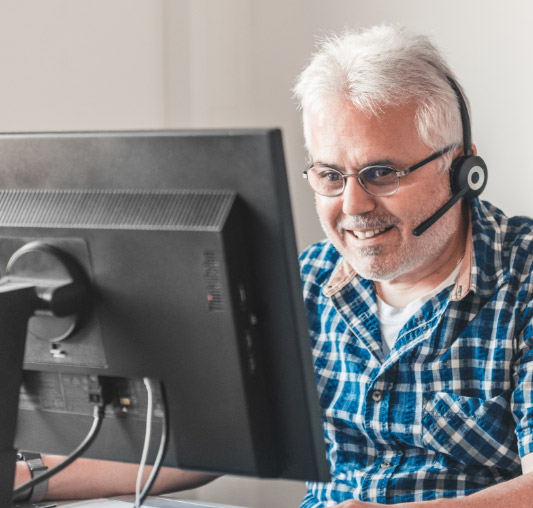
[0,130,330,503]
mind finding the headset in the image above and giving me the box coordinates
[412,76,488,236]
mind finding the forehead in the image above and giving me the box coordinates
[309,98,422,166]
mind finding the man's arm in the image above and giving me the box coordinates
[15,455,218,500]
[332,455,533,507]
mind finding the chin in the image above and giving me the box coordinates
[343,252,407,282]
[352,265,403,282]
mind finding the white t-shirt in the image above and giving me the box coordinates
[377,264,462,355]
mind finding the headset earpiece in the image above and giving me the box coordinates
[449,154,488,199]
[412,76,489,236]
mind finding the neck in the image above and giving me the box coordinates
[375,219,467,309]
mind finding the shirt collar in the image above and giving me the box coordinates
[322,256,357,297]
[463,198,510,298]
[450,217,472,301]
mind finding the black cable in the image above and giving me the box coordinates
[12,404,105,501]
[139,382,169,505]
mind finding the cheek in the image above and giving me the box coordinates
[315,195,340,230]
[391,175,452,226]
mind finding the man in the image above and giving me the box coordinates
[293,25,533,506]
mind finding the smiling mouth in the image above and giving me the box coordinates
[350,226,393,239]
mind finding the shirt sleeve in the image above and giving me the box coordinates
[511,268,533,457]
[300,490,326,508]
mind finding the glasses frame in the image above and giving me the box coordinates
[303,145,454,197]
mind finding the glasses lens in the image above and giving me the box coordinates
[360,166,399,196]
[307,166,344,196]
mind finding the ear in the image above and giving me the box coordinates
[471,143,478,156]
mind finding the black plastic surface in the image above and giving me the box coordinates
[0,130,329,482]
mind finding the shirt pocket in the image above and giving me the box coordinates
[421,390,519,470]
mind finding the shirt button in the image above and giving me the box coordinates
[371,390,383,402]
[381,460,392,469]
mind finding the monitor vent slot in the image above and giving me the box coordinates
[0,189,236,231]
[203,251,224,311]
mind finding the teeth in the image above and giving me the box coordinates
[352,228,387,239]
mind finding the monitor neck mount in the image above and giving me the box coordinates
[4,241,91,343]
[0,241,90,508]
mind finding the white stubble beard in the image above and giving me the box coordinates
[318,200,462,282]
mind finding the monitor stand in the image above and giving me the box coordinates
[0,242,90,508]
[0,283,37,508]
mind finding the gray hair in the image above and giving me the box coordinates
[293,25,467,172]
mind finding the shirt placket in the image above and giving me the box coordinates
[329,283,396,502]
[369,298,450,503]
[329,281,451,503]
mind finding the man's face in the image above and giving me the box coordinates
[309,98,464,283]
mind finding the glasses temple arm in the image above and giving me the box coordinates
[404,145,455,174]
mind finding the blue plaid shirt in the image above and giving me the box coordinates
[299,199,533,506]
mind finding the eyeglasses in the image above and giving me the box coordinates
[303,146,453,197]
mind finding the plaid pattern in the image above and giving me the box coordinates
[299,199,533,506]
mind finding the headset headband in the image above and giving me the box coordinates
[446,76,472,157]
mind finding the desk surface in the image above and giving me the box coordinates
[58,497,244,508]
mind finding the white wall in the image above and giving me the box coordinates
[1,1,531,507]
[0,0,167,131]
[161,0,318,252]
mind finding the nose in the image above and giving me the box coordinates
[341,176,377,216]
